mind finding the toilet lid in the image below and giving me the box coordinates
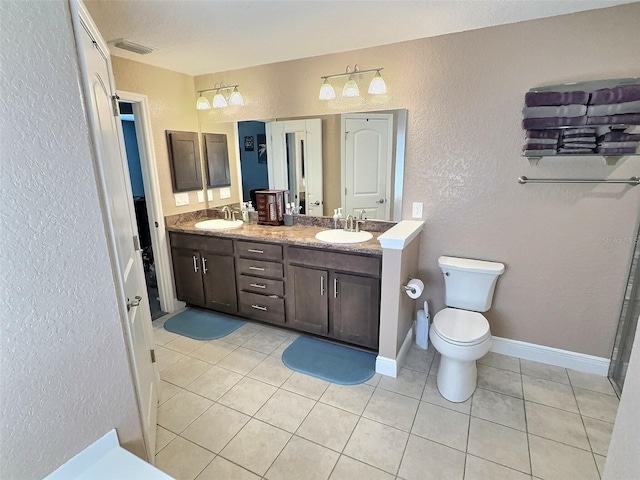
[433,308,490,345]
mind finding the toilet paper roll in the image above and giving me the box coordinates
[405,278,424,299]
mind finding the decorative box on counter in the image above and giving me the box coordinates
[256,189,290,225]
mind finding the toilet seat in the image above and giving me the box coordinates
[433,308,491,346]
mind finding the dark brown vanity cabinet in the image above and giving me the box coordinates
[235,240,286,325]
[286,247,381,349]
[169,232,238,314]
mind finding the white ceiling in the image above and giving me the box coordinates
[85,0,635,77]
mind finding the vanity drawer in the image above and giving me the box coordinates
[169,232,233,255]
[287,247,381,278]
[236,258,284,279]
[238,291,285,324]
[237,275,285,296]
[236,240,283,261]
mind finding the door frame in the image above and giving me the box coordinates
[117,91,176,315]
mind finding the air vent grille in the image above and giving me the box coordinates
[112,39,154,55]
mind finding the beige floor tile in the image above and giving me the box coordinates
[429,354,441,376]
[477,364,523,398]
[522,375,578,413]
[320,382,375,415]
[362,388,419,432]
[165,335,208,355]
[281,372,330,400]
[157,389,213,434]
[520,359,569,385]
[156,346,186,372]
[248,355,293,387]
[195,456,260,480]
[159,380,182,405]
[223,325,262,346]
[265,436,339,480]
[182,402,250,453]
[255,389,316,432]
[398,434,466,480]
[471,388,526,431]
[155,436,215,480]
[365,372,382,387]
[220,419,291,476]
[154,328,180,346]
[218,377,277,415]
[526,402,590,450]
[583,416,614,456]
[378,367,428,399]
[185,365,243,401]
[594,454,607,477]
[402,347,435,374]
[329,455,394,480]
[574,387,619,423]
[343,418,409,474]
[297,402,359,452]
[529,434,600,480]
[464,455,531,480]
[478,352,521,373]
[568,370,616,396]
[161,356,212,388]
[271,336,297,358]
[155,425,176,454]
[422,375,471,414]
[190,340,237,364]
[468,417,530,474]
[411,401,469,451]
[217,347,268,375]
[242,331,288,355]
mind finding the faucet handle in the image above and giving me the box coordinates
[355,219,366,232]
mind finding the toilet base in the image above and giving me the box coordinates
[436,356,478,403]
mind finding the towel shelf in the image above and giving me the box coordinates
[524,154,637,166]
[518,176,640,186]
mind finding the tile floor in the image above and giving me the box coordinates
[152,313,619,480]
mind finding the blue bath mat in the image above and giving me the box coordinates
[163,308,245,340]
[282,336,376,385]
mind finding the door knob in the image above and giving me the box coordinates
[127,295,142,311]
[377,198,386,204]
[311,200,321,206]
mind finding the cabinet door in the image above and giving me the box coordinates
[203,133,231,188]
[330,273,380,349]
[171,248,205,306]
[287,265,328,335]
[166,130,202,192]
[202,253,238,314]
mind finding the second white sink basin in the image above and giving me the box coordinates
[315,229,373,244]
[195,219,244,230]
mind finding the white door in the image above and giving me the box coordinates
[72,1,158,462]
[343,114,393,220]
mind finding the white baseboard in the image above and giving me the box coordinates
[491,336,610,376]
[376,325,414,378]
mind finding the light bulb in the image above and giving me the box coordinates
[212,92,228,108]
[196,94,211,110]
[229,87,244,106]
[319,79,336,100]
[368,71,387,95]
[342,78,359,98]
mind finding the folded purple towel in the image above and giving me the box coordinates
[565,128,596,135]
[561,143,596,149]
[524,149,557,156]
[600,141,639,148]
[558,148,595,154]
[523,143,558,151]
[590,84,640,105]
[525,90,589,107]
[601,131,640,142]
[587,113,640,125]
[588,100,640,116]
[523,104,587,119]
[523,138,557,145]
[597,147,638,154]
[523,116,587,129]
[526,129,561,139]
[563,133,596,139]
[563,136,595,143]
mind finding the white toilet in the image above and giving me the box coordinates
[429,255,505,402]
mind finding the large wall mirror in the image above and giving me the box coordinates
[200,109,407,221]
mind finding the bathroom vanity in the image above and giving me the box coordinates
[167,221,383,350]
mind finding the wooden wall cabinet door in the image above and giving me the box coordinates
[171,248,205,307]
[202,253,238,314]
[166,130,202,192]
[203,133,231,188]
[287,265,329,335]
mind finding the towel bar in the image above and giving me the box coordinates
[518,176,639,186]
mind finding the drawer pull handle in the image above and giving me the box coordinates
[251,304,268,311]
[201,257,208,274]
[249,266,265,271]
[247,249,264,254]
[320,276,325,296]
[334,278,338,298]
[250,283,267,289]
[192,255,199,273]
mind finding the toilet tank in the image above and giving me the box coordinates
[439,256,505,312]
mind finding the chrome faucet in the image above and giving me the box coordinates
[220,205,231,220]
[358,209,366,220]
[344,214,355,232]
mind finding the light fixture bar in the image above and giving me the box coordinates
[320,67,383,81]
[197,84,240,96]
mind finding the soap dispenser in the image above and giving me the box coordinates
[333,208,343,229]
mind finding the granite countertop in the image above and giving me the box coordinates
[167,220,384,256]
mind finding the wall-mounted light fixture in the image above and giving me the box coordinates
[318,65,386,100]
[196,83,244,110]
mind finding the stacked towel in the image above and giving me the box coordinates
[559,127,597,154]
[595,130,640,155]
[522,90,588,131]
[600,131,640,142]
[586,84,640,126]
[523,129,560,156]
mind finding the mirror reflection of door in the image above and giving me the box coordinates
[343,113,394,220]
[238,121,269,205]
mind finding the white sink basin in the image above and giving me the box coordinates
[195,219,244,230]
[315,229,373,244]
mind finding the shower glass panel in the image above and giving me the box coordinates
[609,227,640,395]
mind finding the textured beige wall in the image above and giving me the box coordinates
[191,4,640,357]
[112,56,202,216]
[0,1,144,478]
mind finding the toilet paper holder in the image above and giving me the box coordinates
[402,283,418,294]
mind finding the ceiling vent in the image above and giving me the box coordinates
[110,39,154,55]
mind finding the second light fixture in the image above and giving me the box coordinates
[319,65,386,100]
[196,83,244,110]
